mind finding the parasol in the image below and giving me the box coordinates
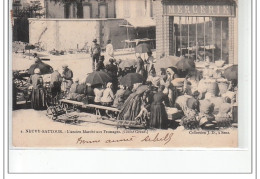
[85,71,112,85]
[119,73,144,87]
[154,56,183,72]
[28,60,53,75]
[118,59,137,69]
[223,65,238,81]
[176,58,196,72]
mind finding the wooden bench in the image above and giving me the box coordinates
[59,99,119,117]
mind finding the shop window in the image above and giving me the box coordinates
[173,17,229,62]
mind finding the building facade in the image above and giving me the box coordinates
[154,0,238,64]
[45,0,154,19]
[45,0,116,18]
[116,0,154,19]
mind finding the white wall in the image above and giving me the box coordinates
[29,18,128,51]
[29,19,98,51]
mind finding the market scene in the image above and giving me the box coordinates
[12,0,238,132]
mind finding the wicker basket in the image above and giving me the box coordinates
[215,60,225,67]
[218,82,229,95]
[205,80,219,96]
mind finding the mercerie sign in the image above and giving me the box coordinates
[163,3,235,17]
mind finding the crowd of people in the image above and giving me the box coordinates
[24,39,238,130]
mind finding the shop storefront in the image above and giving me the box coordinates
[155,0,237,64]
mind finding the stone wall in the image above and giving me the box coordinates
[29,18,128,51]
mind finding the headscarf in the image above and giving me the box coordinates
[34,68,40,74]
[106,82,113,88]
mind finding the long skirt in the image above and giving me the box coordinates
[31,88,47,110]
[150,103,168,129]
[51,81,61,98]
[117,93,142,122]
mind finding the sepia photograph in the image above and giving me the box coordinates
[11,0,239,148]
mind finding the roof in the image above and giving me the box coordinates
[124,17,155,28]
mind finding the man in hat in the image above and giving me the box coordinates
[90,39,101,71]
[61,64,73,93]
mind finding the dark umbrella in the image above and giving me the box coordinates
[85,71,112,85]
[119,73,144,87]
[135,43,151,53]
[118,59,137,69]
[28,60,53,75]
[154,56,182,72]
[176,58,196,72]
[224,65,238,81]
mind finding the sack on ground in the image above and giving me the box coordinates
[199,99,215,114]
[218,82,229,95]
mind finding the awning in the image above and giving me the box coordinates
[124,17,155,28]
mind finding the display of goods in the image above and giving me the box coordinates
[175,95,192,111]
[215,115,232,128]
[222,91,236,101]
[199,99,215,114]
[209,97,225,114]
[218,82,229,95]
[186,98,199,111]
[215,60,225,67]
[203,68,214,77]
[197,79,207,94]
[205,92,216,100]
[219,103,232,113]
[205,79,219,96]
[198,114,215,127]
[172,78,185,87]
[181,116,199,130]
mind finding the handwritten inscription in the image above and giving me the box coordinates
[76,133,174,145]
[141,133,173,145]
[76,137,101,144]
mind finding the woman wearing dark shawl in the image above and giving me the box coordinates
[30,68,47,110]
[150,85,169,129]
[117,85,149,122]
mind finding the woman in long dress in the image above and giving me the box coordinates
[30,68,47,110]
[150,85,169,129]
[112,85,126,109]
[117,85,149,122]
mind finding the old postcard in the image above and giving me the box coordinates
[11,0,238,148]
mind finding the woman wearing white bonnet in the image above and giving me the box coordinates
[101,82,114,106]
[34,68,40,74]
[29,68,46,110]
[112,84,126,109]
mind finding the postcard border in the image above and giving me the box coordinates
[3,0,257,176]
